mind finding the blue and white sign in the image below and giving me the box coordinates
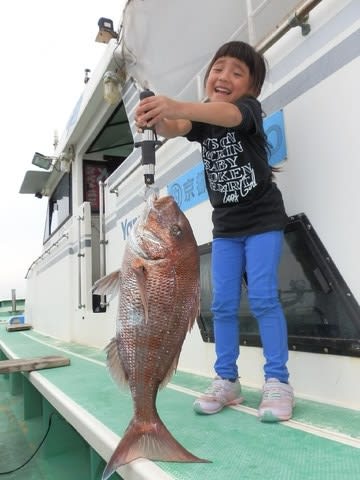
[263,109,287,166]
[167,162,208,212]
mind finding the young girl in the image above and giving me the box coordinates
[135,41,294,422]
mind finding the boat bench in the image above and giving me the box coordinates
[0,326,359,480]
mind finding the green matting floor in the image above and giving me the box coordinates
[0,326,359,480]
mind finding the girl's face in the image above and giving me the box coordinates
[205,56,254,103]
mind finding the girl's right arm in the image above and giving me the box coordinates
[136,94,242,138]
[154,118,192,138]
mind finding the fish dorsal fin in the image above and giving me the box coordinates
[92,270,122,301]
[105,337,128,388]
[131,259,149,323]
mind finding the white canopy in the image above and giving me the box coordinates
[120,0,311,98]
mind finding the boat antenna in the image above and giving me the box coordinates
[53,130,59,152]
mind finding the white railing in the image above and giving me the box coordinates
[25,232,69,279]
[98,180,108,308]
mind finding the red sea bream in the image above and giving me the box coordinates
[93,194,208,479]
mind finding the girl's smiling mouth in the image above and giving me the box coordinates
[214,86,231,95]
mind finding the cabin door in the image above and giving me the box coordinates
[83,159,121,312]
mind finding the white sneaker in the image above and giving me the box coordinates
[258,378,295,422]
[193,377,244,415]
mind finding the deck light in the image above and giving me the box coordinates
[32,152,53,170]
[103,71,122,105]
[31,145,75,172]
[95,17,118,44]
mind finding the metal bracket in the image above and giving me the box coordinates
[290,14,311,36]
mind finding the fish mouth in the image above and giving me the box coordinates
[128,191,163,259]
[129,224,161,260]
[130,232,160,259]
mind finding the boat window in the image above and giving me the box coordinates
[197,213,360,357]
[43,173,72,242]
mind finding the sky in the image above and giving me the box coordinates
[0,0,124,300]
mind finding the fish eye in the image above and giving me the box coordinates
[170,224,182,237]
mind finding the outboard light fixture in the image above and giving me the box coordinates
[95,17,118,43]
[32,152,53,170]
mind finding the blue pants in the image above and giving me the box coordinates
[211,231,289,383]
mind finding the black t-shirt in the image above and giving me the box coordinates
[185,96,288,237]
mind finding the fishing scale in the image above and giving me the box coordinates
[135,90,162,189]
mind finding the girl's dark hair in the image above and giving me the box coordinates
[204,41,281,173]
[204,41,266,97]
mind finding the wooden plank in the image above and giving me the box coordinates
[0,356,70,374]
[6,324,32,332]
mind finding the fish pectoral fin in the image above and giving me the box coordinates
[92,270,122,301]
[105,337,128,387]
[131,259,149,323]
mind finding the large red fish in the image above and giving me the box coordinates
[93,193,208,479]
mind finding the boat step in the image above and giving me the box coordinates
[0,355,70,374]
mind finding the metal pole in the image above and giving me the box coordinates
[77,214,85,309]
[11,289,16,312]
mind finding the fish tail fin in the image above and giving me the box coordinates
[102,416,210,479]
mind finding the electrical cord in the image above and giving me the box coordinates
[0,412,57,475]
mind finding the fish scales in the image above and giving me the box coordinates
[93,194,209,479]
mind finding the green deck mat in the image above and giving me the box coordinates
[1,327,359,480]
